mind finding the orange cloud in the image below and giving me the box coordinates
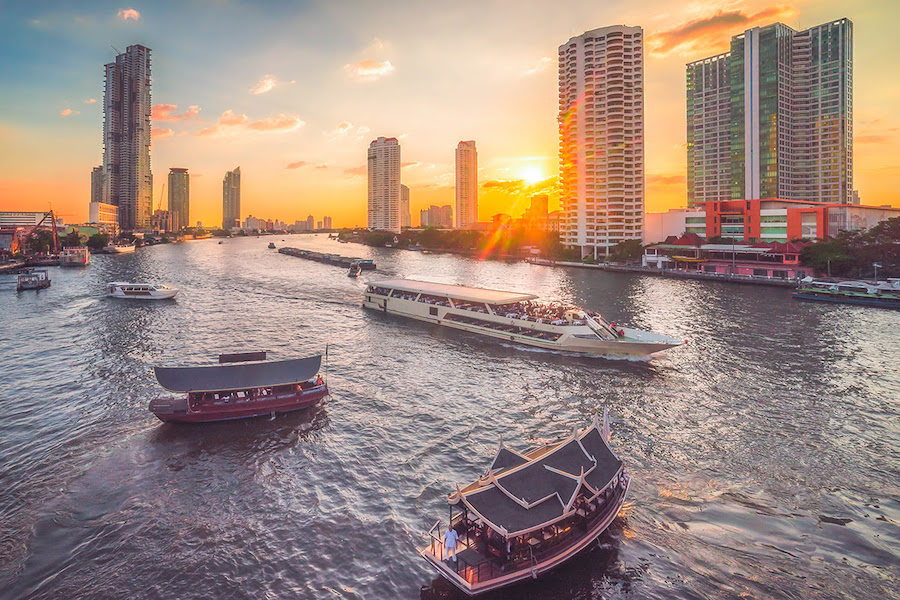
[198,110,304,136]
[152,128,174,139]
[344,165,366,176]
[344,59,395,82]
[286,161,309,169]
[648,5,796,57]
[84,98,96,104]
[646,173,686,185]
[60,108,73,116]
[117,8,140,21]
[152,103,201,121]
[249,74,294,95]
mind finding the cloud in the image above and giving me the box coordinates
[85,98,97,104]
[117,8,140,21]
[646,173,686,185]
[152,128,174,139]
[648,6,795,57]
[324,121,371,141]
[152,103,201,122]
[856,119,898,144]
[481,176,557,195]
[60,108,73,116]
[198,110,304,136]
[522,57,553,76]
[315,164,329,169]
[343,165,367,176]
[249,74,295,95]
[401,161,420,169]
[286,161,309,169]
[344,59,395,82]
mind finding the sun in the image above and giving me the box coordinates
[521,167,543,185]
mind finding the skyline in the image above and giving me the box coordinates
[1,1,899,229]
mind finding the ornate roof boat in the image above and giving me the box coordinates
[421,414,629,596]
[363,279,682,356]
[149,352,328,423]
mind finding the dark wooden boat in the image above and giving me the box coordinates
[149,352,328,423]
[17,269,51,291]
[421,413,629,595]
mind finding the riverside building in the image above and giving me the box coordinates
[167,168,189,232]
[558,25,645,259]
[400,184,411,228]
[455,141,478,229]
[686,18,853,206]
[103,44,153,231]
[222,166,240,230]
[367,137,401,233]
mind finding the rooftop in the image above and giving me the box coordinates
[367,278,538,305]
[154,355,321,393]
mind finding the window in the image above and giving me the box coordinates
[429,307,438,316]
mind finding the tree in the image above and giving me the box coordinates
[26,230,55,254]
[86,233,110,250]
[609,239,644,263]
[63,230,82,247]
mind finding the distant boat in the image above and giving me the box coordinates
[105,243,136,254]
[218,241,224,245]
[793,277,900,310]
[59,247,90,266]
[17,269,50,291]
[268,242,276,249]
[348,262,361,278]
[149,352,329,423]
[107,282,179,300]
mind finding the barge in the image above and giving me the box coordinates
[278,247,375,270]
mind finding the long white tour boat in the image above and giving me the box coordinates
[104,243,136,254]
[363,279,682,356]
[107,282,179,300]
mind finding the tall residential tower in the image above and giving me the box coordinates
[455,141,478,229]
[168,168,189,232]
[222,166,240,230]
[400,184,411,228]
[558,26,645,258]
[103,44,152,231]
[686,18,853,206]
[367,137,401,233]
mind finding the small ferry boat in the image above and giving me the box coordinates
[59,247,90,266]
[17,269,50,291]
[793,277,900,310]
[268,242,276,249]
[422,414,629,596]
[348,262,362,278]
[104,243,136,254]
[363,279,682,357]
[149,352,329,423]
[107,282,179,300]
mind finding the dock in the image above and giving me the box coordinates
[278,248,376,270]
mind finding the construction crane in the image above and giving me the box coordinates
[21,210,60,254]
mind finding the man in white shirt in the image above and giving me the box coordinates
[444,527,460,562]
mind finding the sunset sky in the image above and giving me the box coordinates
[1,0,898,228]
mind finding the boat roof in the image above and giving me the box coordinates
[367,278,537,304]
[154,355,322,393]
[451,419,622,538]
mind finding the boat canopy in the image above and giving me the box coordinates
[367,278,537,305]
[450,419,622,538]
[154,355,322,393]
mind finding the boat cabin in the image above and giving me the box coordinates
[422,416,630,594]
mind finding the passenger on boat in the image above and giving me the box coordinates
[444,527,460,562]
[316,374,324,386]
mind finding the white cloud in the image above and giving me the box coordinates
[117,8,140,21]
[522,56,553,76]
[344,59,395,82]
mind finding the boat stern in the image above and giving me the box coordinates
[148,396,189,422]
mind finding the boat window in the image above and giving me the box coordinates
[418,294,450,306]
[373,286,391,296]
[429,306,438,316]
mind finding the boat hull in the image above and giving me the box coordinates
[149,385,329,423]
[107,289,178,300]
[362,296,680,356]
[422,479,629,596]
[792,291,900,310]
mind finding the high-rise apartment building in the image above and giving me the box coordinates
[687,18,853,206]
[367,137,401,233]
[91,166,104,205]
[400,184,411,228]
[222,166,240,230]
[455,141,478,229]
[103,44,152,231]
[167,168,189,232]
[420,205,453,228]
[558,26,645,259]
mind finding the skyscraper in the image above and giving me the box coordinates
[367,137,401,233]
[222,166,240,230]
[167,168,189,232]
[558,26,645,259]
[103,44,152,231]
[686,18,853,206]
[91,166,103,204]
[400,184,411,228]
[455,141,478,229]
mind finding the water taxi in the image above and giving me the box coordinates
[106,282,179,300]
[59,247,90,266]
[363,279,681,356]
[17,269,50,291]
[348,262,362,278]
[422,414,629,596]
[104,243,136,254]
[268,242,276,249]
[149,352,329,423]
[793,277,900,309]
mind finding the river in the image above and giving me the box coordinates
[1,234,897,599]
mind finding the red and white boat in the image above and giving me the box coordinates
[149,352,329,423]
